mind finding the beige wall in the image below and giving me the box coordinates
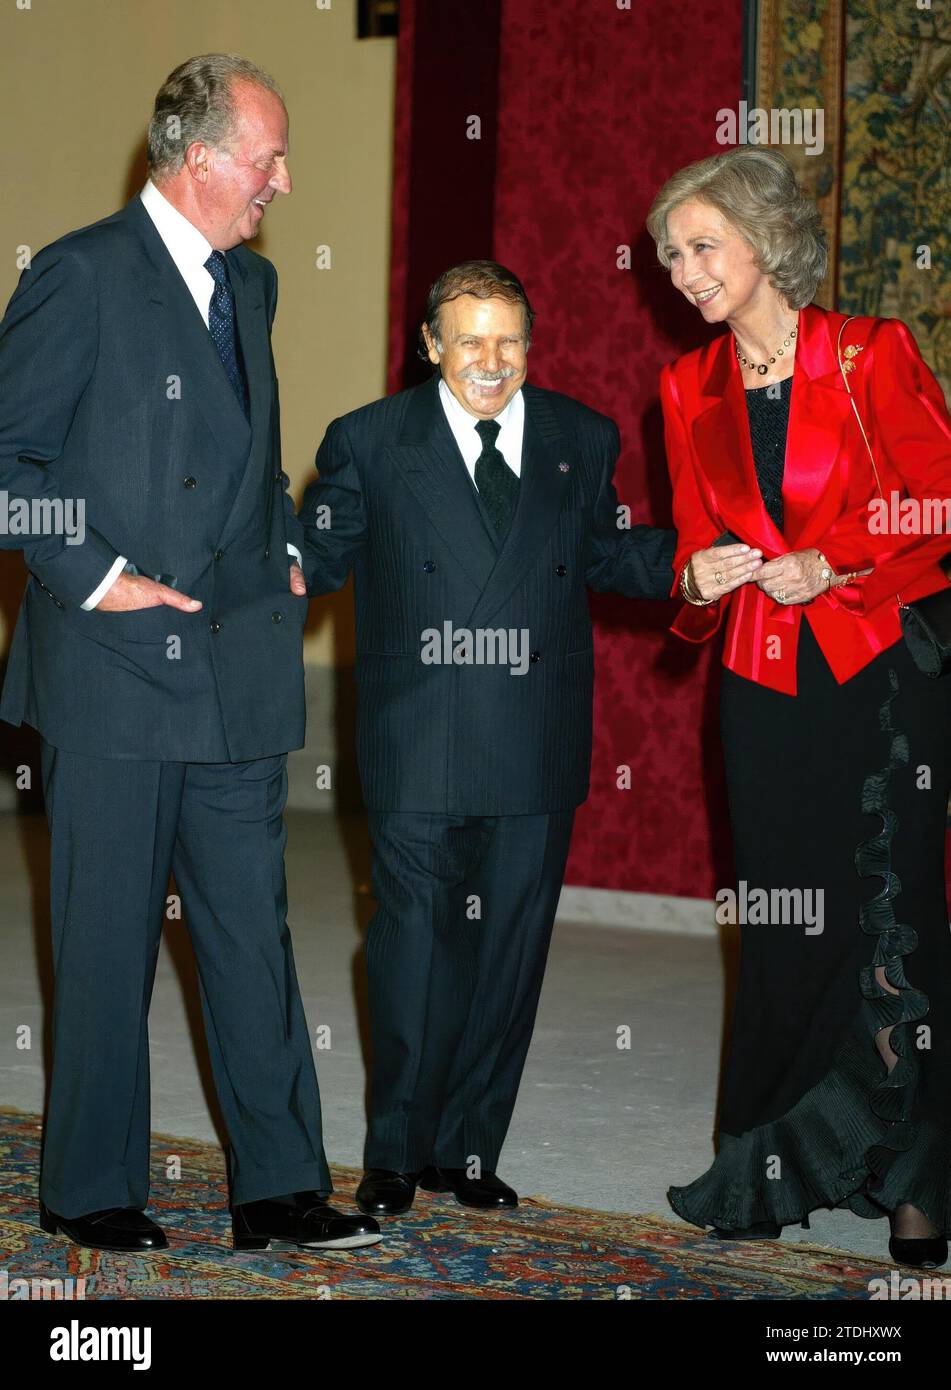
[0,0,396,662]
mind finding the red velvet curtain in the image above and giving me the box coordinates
[387,0,745,898]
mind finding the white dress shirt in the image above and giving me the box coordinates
[82,179,300,608]
[438,377,524,483]
[140,176,217,325]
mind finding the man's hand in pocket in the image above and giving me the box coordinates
[96,574,202,613]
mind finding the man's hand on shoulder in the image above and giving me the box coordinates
[96,574,202,613]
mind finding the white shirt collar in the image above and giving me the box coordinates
[437,377,525,472]
[140,178,214,272]
[439,376,520,431]
[139,179,220,327]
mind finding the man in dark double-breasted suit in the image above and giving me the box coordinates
[299,260,676,1215]
[0,54,378,1254]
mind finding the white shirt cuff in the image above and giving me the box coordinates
[287,543,303,568]
[80,555,127,610]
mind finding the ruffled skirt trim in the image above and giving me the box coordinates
[669,668,949,1235]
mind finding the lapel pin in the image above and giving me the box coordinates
[841,343,864,374]
[558,461,570,473]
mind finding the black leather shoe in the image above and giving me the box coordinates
[430,1167,518,1209]
[233,1192,382,1251]
[39,1201,168,1252]
[712,1221,783,1240]
[355,1169,428,1216]
[889,1233,948,1269]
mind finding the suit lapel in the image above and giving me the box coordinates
[690,302,852,554]
[215,249,273,550]
[691,332,785,554]
[390,378,573,619]
[780,303,855,548]
[465,384,573,630]
[121,197,276,553]
[388,376,500,593]
[123,197,253,463]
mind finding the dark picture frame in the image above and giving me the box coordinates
[358,0,399,39]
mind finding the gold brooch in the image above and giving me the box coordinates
[841,343,864,374]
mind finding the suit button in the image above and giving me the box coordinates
[274,472,281,483]
[423,560,436,573]
[271,611,283,623]
[555,564,567,576]
[530,650,541,663]
[214,549,223,561]
[184,476,197,489]
[210,620,220,633]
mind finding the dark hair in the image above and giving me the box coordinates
[418,259,536,361]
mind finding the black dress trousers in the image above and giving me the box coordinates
[363,809,575,1174]
[38,740,332,1217]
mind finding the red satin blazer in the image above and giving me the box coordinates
[661,302,951,694]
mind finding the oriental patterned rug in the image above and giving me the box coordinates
[0,1107,897,1300]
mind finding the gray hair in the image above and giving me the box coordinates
[645,147,827,310]
[147,53,284,178]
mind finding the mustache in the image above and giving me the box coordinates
[458,367,518,383]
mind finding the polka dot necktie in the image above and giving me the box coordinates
[204,251,250,419]
[474,418,520,538]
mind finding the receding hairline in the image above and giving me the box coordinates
[187,77,289,165]
[433,292,529,317]
[229,74,287,110]
[426,294,531,342]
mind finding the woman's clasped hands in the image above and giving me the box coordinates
[686,544,838,605]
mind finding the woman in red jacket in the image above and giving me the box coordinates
[647,147,951,1267]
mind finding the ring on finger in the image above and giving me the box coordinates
[777,588,787,603]
[715,571,724,586]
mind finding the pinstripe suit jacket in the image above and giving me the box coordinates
[300,374,675,814]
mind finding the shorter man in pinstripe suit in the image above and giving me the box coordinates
[300,261,676,1214]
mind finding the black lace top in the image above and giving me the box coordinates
[744,374,793,532]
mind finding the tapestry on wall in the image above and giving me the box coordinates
[752,0,949,392]
[839,0,949,394]
[750,0,844,309]
[754,0,950,828]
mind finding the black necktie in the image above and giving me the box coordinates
[204,250,250,419]
[474,418,520,538]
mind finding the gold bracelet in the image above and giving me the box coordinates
[680,564,715,606]
[818,551,860,589]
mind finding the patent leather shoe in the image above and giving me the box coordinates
[233,1192,382,1251]
[39,1201,168,1252]
[426,1167,518,1209]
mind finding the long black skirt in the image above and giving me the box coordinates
[668,619,951,1233]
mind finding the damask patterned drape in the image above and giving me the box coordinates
[386,1,948,898]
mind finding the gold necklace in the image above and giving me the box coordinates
[734,317,799,375]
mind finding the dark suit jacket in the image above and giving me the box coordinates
[299,375,675,815]
[0,195,307,761]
